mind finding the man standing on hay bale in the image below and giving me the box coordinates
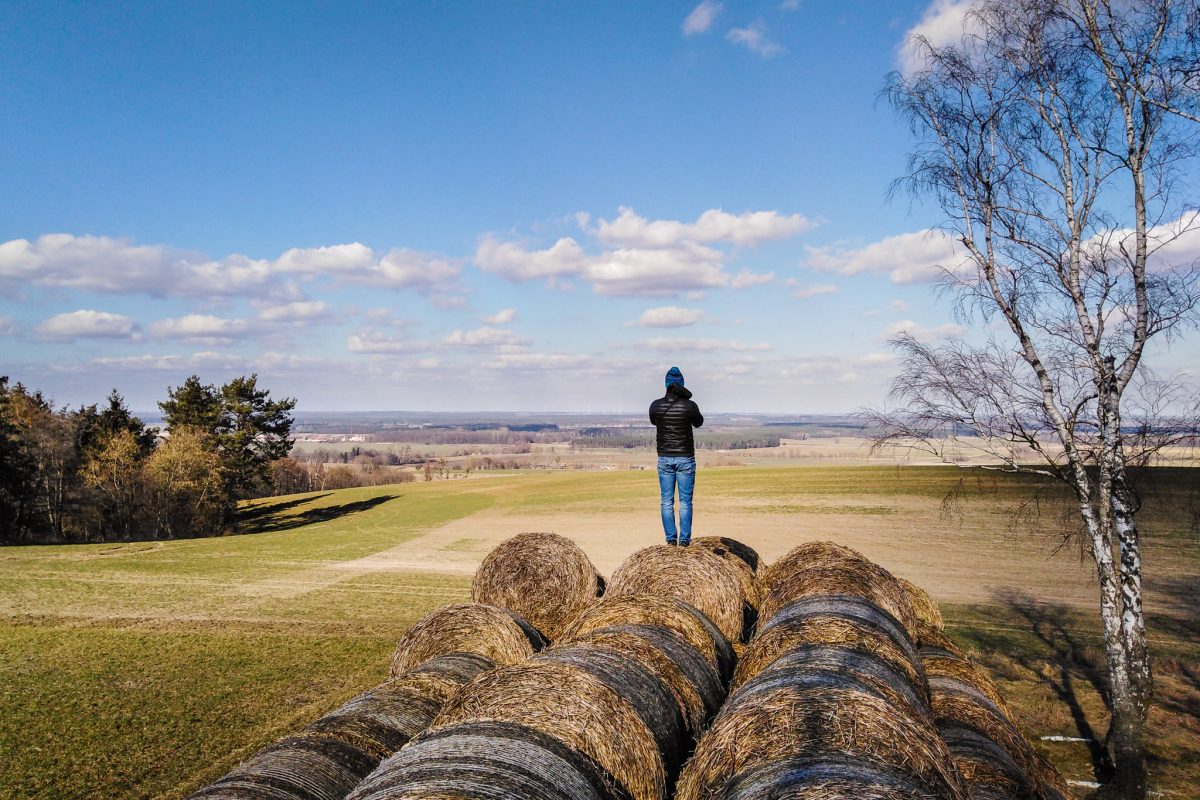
[649,366,704,547]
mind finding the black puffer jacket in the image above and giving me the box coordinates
[649,384,704,456]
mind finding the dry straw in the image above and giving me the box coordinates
[762,540,870,588]
[720,754,953,800]
[566,624,724,738]
[559,593,734,683]
[430,659,666,800]
[348,721,632,800]
[609,545,749,645]
[898,577,945,632]
[390,603,546,676]
[758,561,918,641]
[472,532,605,641]
[675,684,964,800]
[734,595,924,693]
[916,624,965,658]
[689,536,763,608]
[190,653,494,799]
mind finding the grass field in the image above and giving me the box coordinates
[1,466,1196,798]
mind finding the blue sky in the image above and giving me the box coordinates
[2,1,1196,414]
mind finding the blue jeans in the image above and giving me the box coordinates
[658,456,696,544]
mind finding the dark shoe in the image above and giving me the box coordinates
[679,540,690,547]
[665,540,678,546]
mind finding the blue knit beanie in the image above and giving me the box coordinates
[665,366,685,387]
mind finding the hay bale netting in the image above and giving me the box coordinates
[721,755,954,800]
[472,532,605,641]
[899,577,945,632]
[390,603,546,676]
[535,644,687,776]
[430,659,666,800]
[347,721,632,800]
[189,654,497,800]
[559,593,735,684]
[762,540,871,589]
[689,536,762,573]
[733,594,925,695]
[567,624,725,738]
[609,545,748,645]
[758,560,919,642]
[675,684,965,800]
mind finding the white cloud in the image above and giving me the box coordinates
[730,269,775,288]
[898,0,978,76]
[34,310,140,342]
[585,243,730,296]
[89,351,243,371]
[593,207,812,248]
[483,308,518,325]
[726,20,784,58]
[347,331,429,355]
[480,352,592,372]
[642,337,771,352]
[0,234,461,300]
[888,299,910,312]
[683,1,722,35]
[805,229,968,284]
[627,306,705,328]
[443,326,531,349]
[256,300,333,323]
[475,235,588,280]
[883,319,967,341]
[792,283,838,299]
[780,0,801,10]
[149,314,256,345]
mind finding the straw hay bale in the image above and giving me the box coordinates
[898,577,945,632]
[729,645,930,721]
[472,532,604,641]
[189,733,379,800]
[758,561,918,641]
[689,536,762,573]
[917,624,965,658]
[609,545,748,645]
[567,624,724,738]
[939,724,1037,800]
[733,595,924,693]
[390,603,546,676]
[721,755,952,800]
[536,644,686,773]
[675,685,964,800]
[560,594,734,683]
[347,721,631,800]
[1031,750,1075,800]
[762,541,870,589]
[430,660,665,800]
[923,653,1014,719]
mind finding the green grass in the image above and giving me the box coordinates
[1,465,1196,798]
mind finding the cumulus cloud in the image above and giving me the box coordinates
[593,207,812,248]
[475,235,588,281]
[149,314,256,345]
[730,269,775,289]
[898,0,978,76]
[0,234,462,300]
[483,308,518,325]
[479,352,592,371]
[443,326,531,349]
[627,306,705,328]
[346,331,429,355]
[883,319,967,341]
[586,243,730,296]
[726,20,784,58]
[34,310,141,342]
[805,229,968,284]
[792,283,838,299]
[256,300,333,323]
[642,337,770,353]
[683,0,722,35]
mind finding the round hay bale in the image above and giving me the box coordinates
[609,545,748,645]
[733,595,923,693]
[559,594,734,683]
[721,754,950,800]
[922,653,1014,720]
[407,652,497,687]
[758,561,918,641]
[390,604,546,677]
[472,532,605,641]
[674,686,963,800]
[916,624,964,658]
[188,733,377,800]
[762,541,870,589]
[536,644,686,774]
[348,721,631,800]
[939,724,1037,800]
[567,624,724,737]
[898,577,944,632]
[1031,750,1075,800]
[430,660,665,800]
[729,645,930,721]
[689,536,761,572]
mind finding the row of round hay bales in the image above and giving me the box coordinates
[677,541,968,800]
[348,534,750,800]
[919,636,1074,800]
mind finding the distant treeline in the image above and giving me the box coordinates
[572,428,784,450]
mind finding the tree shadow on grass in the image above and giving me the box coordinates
[235,494,399,534]
[979,589,1116,783]
[238,494,332,524]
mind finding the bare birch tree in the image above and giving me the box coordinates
[874,1,1200,795]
